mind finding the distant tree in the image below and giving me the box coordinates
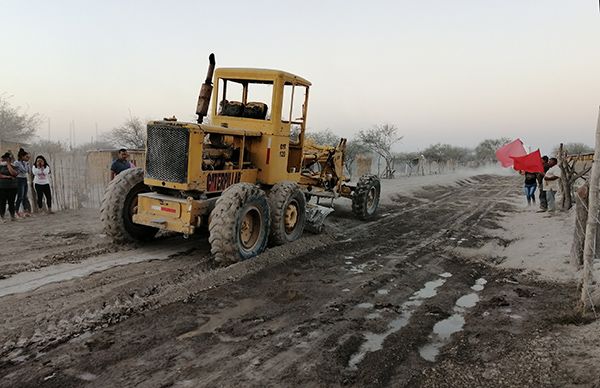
[0,94,41,142]
[474,138,511,162]
[552,142,593,157]
[305,129,339,147]
[357,123,402,179]
[422,143,472,163]
[107,116,146,149]
[394,152,421,162]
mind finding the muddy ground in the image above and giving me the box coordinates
[0,174,598,387]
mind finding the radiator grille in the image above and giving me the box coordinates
[145,124,189,183]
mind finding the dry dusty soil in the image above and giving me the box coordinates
[0,174,598,387]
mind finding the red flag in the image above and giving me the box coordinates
[495,139,527,167]
[511,149,545,173]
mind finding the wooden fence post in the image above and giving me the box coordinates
[571,183,588,267]
[580,106,600,313]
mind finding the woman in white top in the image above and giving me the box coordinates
[32,155,53,213]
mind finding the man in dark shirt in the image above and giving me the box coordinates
[110,148,135,180]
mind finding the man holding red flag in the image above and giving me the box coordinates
[496,139,527,167]
[511,150,546,206]
[510,149,545,173]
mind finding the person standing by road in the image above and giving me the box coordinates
[543,157,561,212]
[110,148,135,180]
[14,148,32,217]
[537,155,549,211]
[32,155,53,214]
[0,152,18,222]
[523,171,537,206]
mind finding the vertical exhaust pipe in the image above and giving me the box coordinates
[196,53,216,123]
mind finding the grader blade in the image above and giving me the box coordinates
[305,204,334,234]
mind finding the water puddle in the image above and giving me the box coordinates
[366,312,382,320]
[356,302,374,309]
[418,277,487,362]
[77,372,98,381]
[348,273,451,370]
[470,278,487,291]
[348,263,368,274]
[455,293,479,308]
[377,289,389,295]
[0,241,198,298]
[407,278,447,302]
[178,298,262,340]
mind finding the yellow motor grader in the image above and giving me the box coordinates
[101,54,380,265]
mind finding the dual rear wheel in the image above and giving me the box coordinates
[209,181,306,266]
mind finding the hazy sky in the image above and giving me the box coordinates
[2,1,599,154]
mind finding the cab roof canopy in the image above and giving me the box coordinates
[214,68,311,86]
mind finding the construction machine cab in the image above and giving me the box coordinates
[210,68,311,180]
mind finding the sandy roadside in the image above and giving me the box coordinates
[453,192,600,387]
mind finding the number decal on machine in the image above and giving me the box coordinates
[207,172,242,192]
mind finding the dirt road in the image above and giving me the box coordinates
[0,174,593,387]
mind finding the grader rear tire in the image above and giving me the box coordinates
[268,181,306,246]
[100,168,158,243]
[209,183,270,266]
[352,174,381,220]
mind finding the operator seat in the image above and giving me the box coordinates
[219,100,244,117]
[243,102,268,120]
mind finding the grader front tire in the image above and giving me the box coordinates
[352,174,381,220]
[100,167,158,243]
[209,183,271,266]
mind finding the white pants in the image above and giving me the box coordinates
[546,190,557,211]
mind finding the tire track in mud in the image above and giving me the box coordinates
[241,184,517,386]
[174,179,519,386]
[329,184,515,266]
[0,233,335,367]
[0,176,520,385]
[0,243,123,279]
[338,176,512,237]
